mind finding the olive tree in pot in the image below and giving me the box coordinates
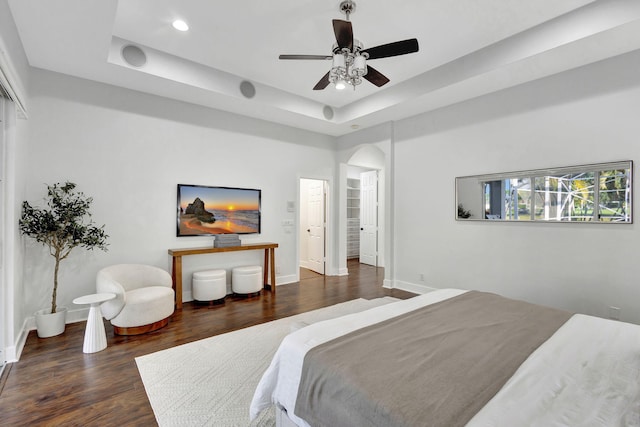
[19,182,108,338]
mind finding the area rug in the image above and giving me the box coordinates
[136,297,398,426]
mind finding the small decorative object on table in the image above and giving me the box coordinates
[214,234,241,248]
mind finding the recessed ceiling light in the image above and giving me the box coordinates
[351,124,360,129]
[172,20,189,32]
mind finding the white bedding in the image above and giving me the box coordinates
[250,289,640,426]
[467,314,640,426]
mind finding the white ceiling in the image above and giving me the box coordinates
[8,0,640,136]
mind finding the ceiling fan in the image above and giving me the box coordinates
[279,0,419,91]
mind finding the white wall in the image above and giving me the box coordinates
[21,69,336,322]
[391,49,640,323]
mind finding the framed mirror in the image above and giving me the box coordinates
[456,161,632,223]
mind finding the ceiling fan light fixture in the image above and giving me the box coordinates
[332,53,346,71]
[172,19,189,32]
[329,47,365,89]
[278,0,418,91]
[351,55,367,77]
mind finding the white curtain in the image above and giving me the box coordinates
[0,95,8,369]
[0,93,18,367]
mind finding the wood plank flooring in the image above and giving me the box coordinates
[0,260,413,426]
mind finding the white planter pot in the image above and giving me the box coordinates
[35,307,68,338]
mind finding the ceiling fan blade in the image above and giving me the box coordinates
[313,72,331,90]
[279,54,333,60]
[333,19,353,50]
[363,38,419,60]
[364,66,390,87]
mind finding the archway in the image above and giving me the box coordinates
[345,145,385,270]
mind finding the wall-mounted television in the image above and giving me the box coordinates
[177,184,261,236]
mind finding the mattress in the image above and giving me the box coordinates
[250,289,640,426]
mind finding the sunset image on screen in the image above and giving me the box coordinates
[177,185,261,236]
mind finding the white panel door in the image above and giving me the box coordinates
[307,180,325,274]
[360,170,377,266]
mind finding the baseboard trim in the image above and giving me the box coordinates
[5,318,29,362]
[13,307,94,362]
[387,280,436,295]
[299,260,311,270]
[66,307,89,323]
[276,274,297,285]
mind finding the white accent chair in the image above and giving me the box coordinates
[96,264,175,335]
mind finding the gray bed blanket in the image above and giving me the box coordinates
[294,291,572,427]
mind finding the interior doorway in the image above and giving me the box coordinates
[299,178,327,275]
[347,166,379,266]
[344,144,386,274]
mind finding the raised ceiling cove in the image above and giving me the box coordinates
[7,0,640,136]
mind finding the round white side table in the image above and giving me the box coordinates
[73,293,116,353]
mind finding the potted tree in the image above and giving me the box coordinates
[19,182,109,337]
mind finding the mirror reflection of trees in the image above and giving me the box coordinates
[457,162,632,223]
[533,172,596,222]
[599,169,629,221]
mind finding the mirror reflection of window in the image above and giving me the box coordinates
[456,161,632,223]
[505,178,531,221]
[483,181,502,219]
[483,178,532,221]
[598,169,630,222]
[534,172,595,222]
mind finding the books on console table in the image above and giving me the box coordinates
[214,234,241,248]
[214,242,241,248]
[216,234,239,240]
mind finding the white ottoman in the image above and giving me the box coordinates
[232,265,263,295]
[192,269,227,303]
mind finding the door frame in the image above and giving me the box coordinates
[338,143,388,280]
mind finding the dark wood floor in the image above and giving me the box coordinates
[0,260,413,426]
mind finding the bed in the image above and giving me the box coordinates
[250,289,640,427]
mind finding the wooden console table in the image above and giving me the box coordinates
[168,242,278,309]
